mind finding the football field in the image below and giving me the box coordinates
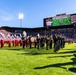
[0,43,76,75]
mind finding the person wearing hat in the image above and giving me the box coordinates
[22,34,26,49]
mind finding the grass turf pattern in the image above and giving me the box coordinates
[0,43,76,75]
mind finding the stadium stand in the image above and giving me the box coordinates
[0,26,75,42]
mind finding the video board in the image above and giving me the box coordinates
[44,13,76,27]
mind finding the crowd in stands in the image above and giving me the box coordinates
[0,28,75,43]
[0,29,21,41]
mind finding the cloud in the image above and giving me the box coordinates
[2,15,16,21]
[0,8,17,21]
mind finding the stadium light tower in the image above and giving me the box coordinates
[19,13,24,27]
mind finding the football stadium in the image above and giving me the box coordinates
[0,13,76,75]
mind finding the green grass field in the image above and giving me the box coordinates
[0,43,76,75]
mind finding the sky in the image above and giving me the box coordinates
[0,0,76,28]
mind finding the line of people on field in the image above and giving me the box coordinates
[21,31,66,52]
[53,33,66,52]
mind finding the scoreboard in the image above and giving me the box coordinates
[44,13,76,27]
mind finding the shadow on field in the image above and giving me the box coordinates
[68,54,76,73]
[34,54,76,73]
[57,50,76,54]
[19,52,52,55]
[47,55,73,58]
[34,62,73,69]
[18,49,76,55]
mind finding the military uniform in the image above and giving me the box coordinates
[22,34,26,49]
